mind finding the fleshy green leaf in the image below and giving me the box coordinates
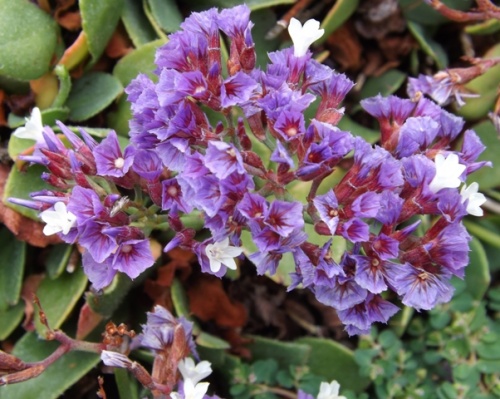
[45,244,74,279]
[407,21,448,69]
[146,0,183,33]
[35,268,88,335]
[3,165,53,220]
[86,273,134,318]
[0,227,26,311]
[196,331,231,349]
[66,72,123,122]
[360,69,407,99]
[246,335,311,368]
[115,368,140,399]
[251,9,281,70]
[113,39,165,86]
[465,19,500,35]
[457,43,500,120]
[80,0,124,64]
[197,346,242,382]
[122,0,157,47]
[466,121,499,190]
[0,332,100,399]
[0,0,58,80]
[463,237,490,300]
[171,277,191,318]
[0,302,24,340]
[296,337,370,393]
[319,0,360,43]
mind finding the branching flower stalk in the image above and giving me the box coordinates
[10,5,492,336]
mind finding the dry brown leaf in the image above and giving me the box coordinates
[188,275,247,328]
[105,28,133,59]
[326,23,362,71]
[76,302,104,340]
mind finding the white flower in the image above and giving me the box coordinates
[288,18,324,57]
[205,237,243,273]
[101,350,132,368]
[178,358,212,385]
[12,107,44,142]
[40,202,77,236]
[317,380,347,399]
[428,153,466,193]
[171,379,209,399]
[460,182,486,217]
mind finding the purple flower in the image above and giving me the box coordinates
[94,131,136,178]
[220,72,258,108]
[313,191,339,235]
[112,239,155,279]
[264,200,304,238]
[204,141,245,179]
[82,251,117,290]
[79,220,117,263]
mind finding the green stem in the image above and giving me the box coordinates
[463,219,500,248]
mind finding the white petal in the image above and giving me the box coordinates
[220,256,237,270]
[209,258,222,273]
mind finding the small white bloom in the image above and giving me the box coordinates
[205,237,243,273]
[288,18,324,57]
[317,380,347,399]
[460,182,486,217]
[178,358,212,385]
[40,202,77,236]
[171,379,209,399]
[428,153,466,193]
[12,107,44,142]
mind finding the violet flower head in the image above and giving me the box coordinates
[94,131,136,178]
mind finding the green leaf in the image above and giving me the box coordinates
[0,302,24,340]
[45,244,74,279]
[66,72,123,122]
[457,43,500,120]
[35,268,88,335]
[466,121,499,190]
[477,359,500,374]
[146,0,182,33]
[3,165,53,220]
[252,359,279,384]
[107,95,133,137]
[113,39,165,86]
[197,346,242,382]
[115,368,140,399]
[86,273,134,317]
[462,237,490,300]
[0,0,58,80]
[389,305,414,336]
[337,116,379,144]
[0,227,26,311]
[122,0,157,47]
[251,9,281,70]
[399,0,473,26]
[80,0,124,64]
[196,331,231,349]
[360,70,407,99]
[407,21,448,69]
[246,335,311,369]
[319,0,360,44]
[465,19,500,35]
[171,277,190,318]
[296,337,370,393]
[52,66,72,109]
[0,332,100,399]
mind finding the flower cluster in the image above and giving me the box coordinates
[12,5,490,334]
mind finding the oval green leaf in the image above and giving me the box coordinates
[407,21,448,69]
[86,273,134,318]
[45,244,74,279]
[296,337,371,393]
[0,227,26,310]
[66,72,123,122]
[0,332,100,399]
[113,39,165,86]
[80,0,124,64]
[466,121,499,190]
[246,335,311,368]
[0,0,57,80]
[35,267,88,335]
[319,0,360,44]
[0,302,25,341]
[3,165,53,220]
[122,0,157,47]
[360,69,407,99]
[146,0,183,33]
